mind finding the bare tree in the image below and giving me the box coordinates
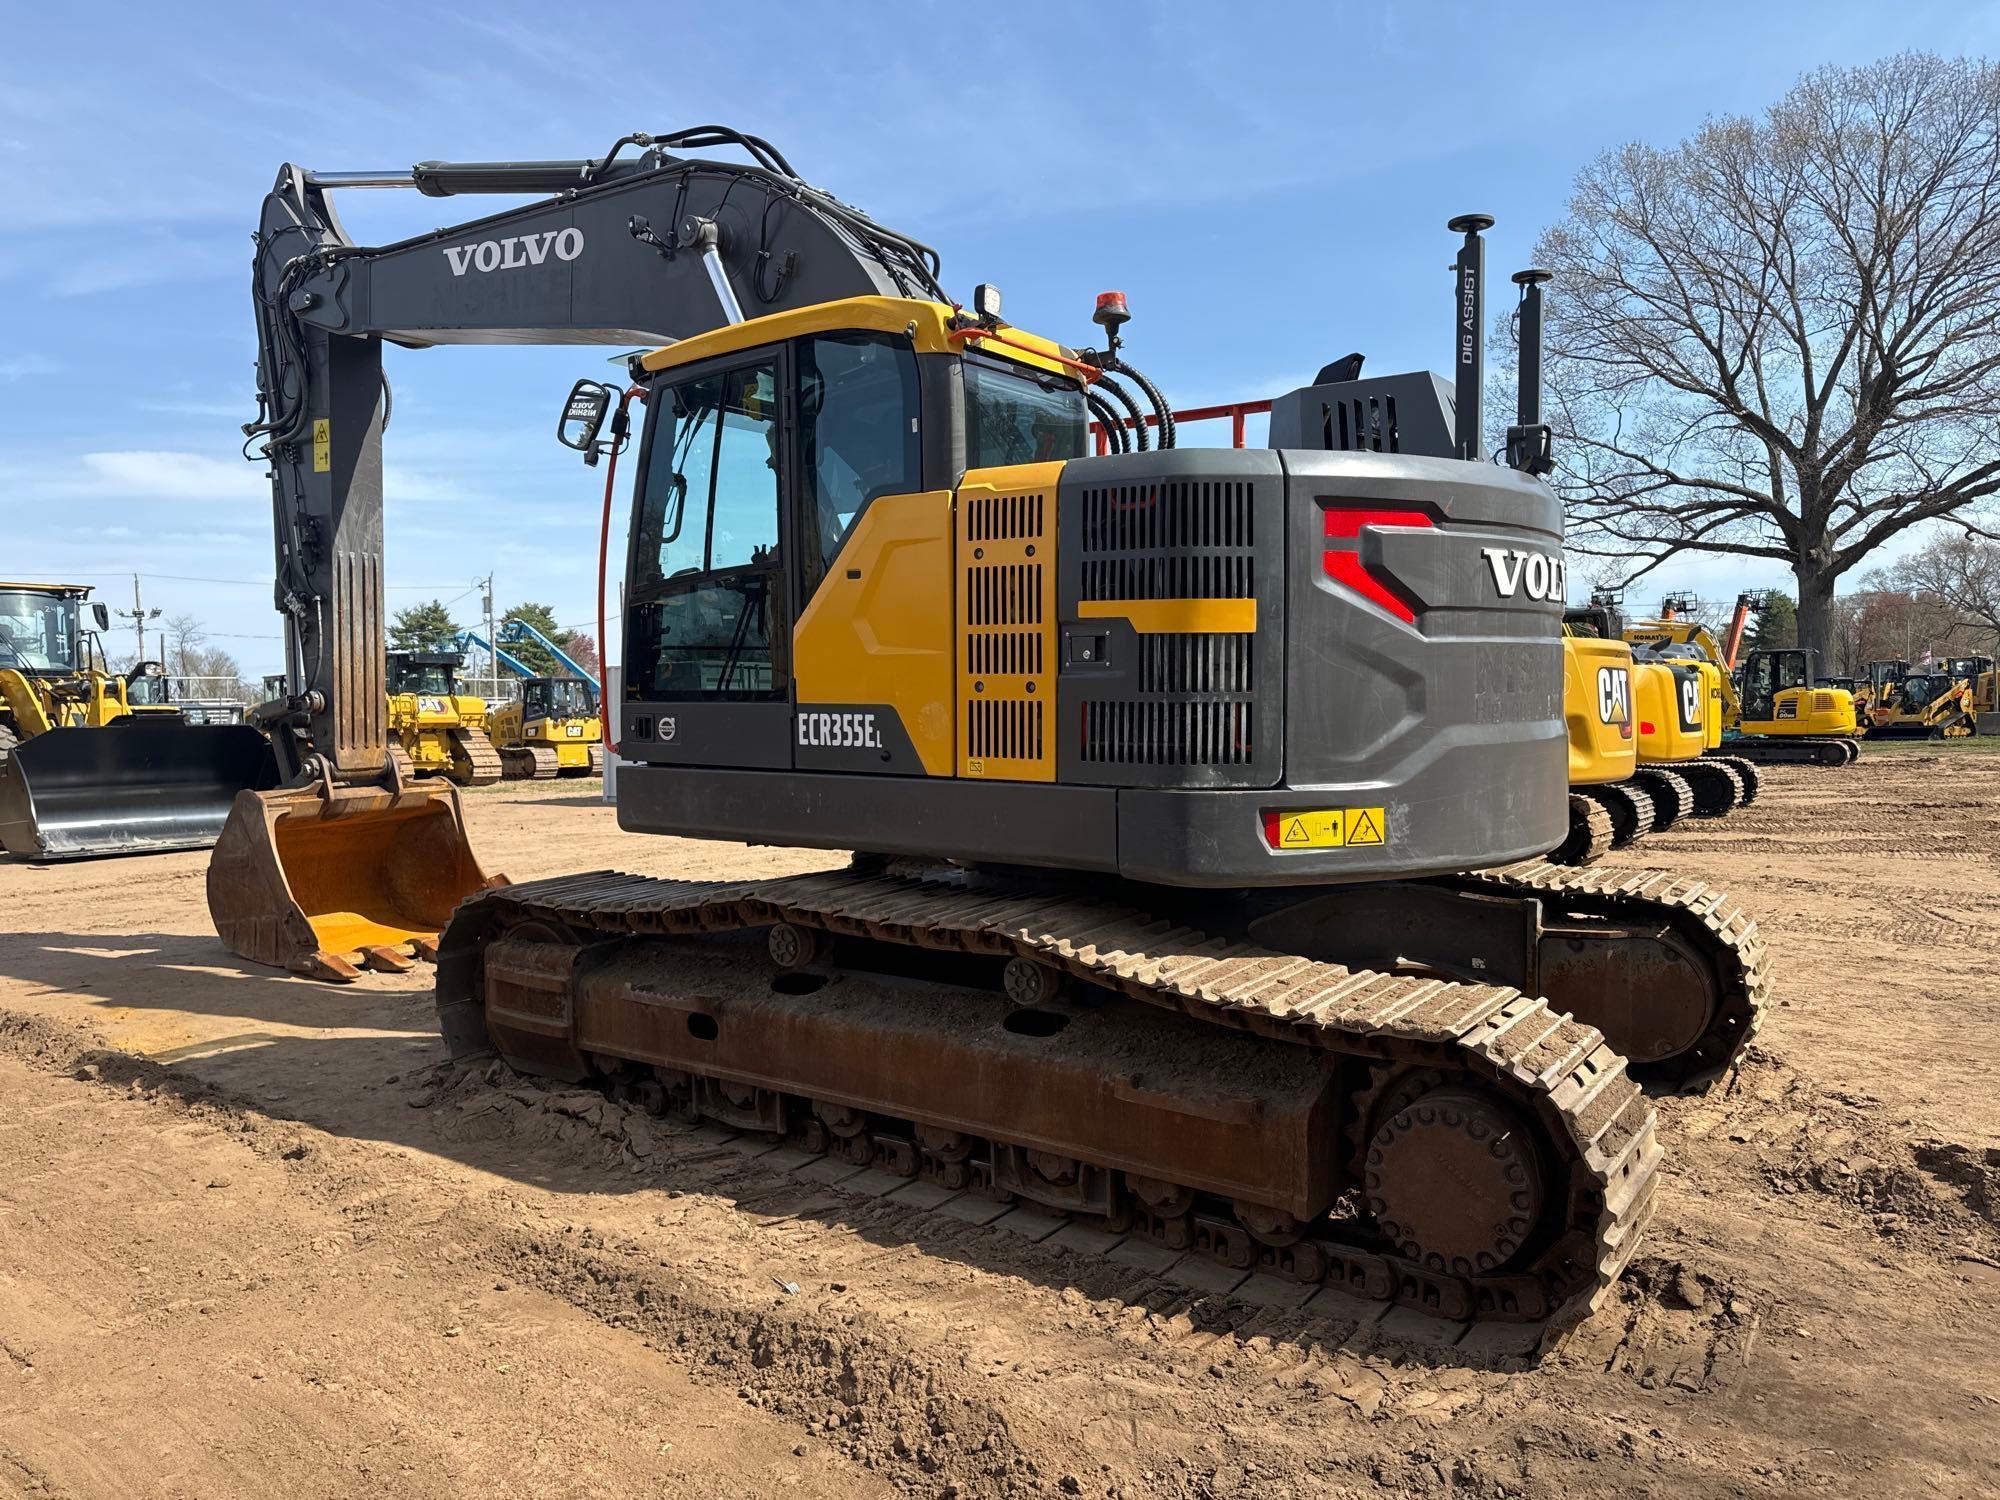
[1890,530,2000,657]
[1536,53,2000,659]
[162,613,207,677]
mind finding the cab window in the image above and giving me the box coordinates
[963,358,1088,468]
[799,333,920,578]
[628,360,785,700]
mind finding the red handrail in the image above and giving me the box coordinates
[1089,398,1274,454]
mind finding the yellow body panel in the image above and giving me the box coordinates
[639,296,1086,384]
[957,463,1061,782]
[0,666,137,737]
[1631,660,1705,763]
[387,692,487,773]
[1076,598,1257,634]
[1743,687,1856,738]
[1564,636,1638,785]
[794,489,958,776]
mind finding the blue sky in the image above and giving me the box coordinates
[4,0,1997,675]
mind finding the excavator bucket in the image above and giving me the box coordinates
[0,721,281,860]
[207,779,501,981]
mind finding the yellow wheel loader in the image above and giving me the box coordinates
[0,582,277,859]
[386,651,502,785]
[207,130,1778,1328]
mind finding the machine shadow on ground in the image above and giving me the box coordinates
[0,929,1542,1373]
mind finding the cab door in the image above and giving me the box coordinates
[622,352,797,768]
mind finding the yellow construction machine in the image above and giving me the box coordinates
[1553,626,1648,862]
[385,650,503,785]
[207,130,1779,1328]
[0,582,276,858]
[1866,655,1994,738]
[1572,600,1755,815]
[1625,608,1858,765]
[459,623,606,778]
[485,677,604,779]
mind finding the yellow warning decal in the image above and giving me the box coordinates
[312,418,331,473]
[1265,807,1388,850]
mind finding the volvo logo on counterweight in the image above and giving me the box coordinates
[442,228,584,276]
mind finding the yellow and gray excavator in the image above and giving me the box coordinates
[207,130,1777,1329]
[1625,606,1859,765]
[0,581,276,858]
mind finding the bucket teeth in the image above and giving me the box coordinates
[292,950,364,983]
[360,944,418,973]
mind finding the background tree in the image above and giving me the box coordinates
[1747,592,1798,652]
[1889,530,2000,657]
[1535,53,2000,659]
[501,601,585,676]
[388,600,460,653]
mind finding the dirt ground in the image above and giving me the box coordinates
[2,754,1998,1500]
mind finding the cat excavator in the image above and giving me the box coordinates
[208,129,1775,1330]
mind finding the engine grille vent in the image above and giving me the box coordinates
[1082,699,1254,767]
[1320,394,1401,453]
[1076,481,1255,601]
[1082,633,1256,767]
[1139,632,1253,695]
[958,480,1054,780]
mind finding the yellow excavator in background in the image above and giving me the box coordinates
[385,650,502,785]
[1562,601,1750,851]
[0,581,277,857]
[1553,625,1649,862]
[1625,595,1859,765]
[206,130,1778,1329]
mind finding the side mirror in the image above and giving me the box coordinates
[558,379,614,457]
[92,602,110,630]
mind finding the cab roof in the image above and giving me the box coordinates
[637,296,1092,385]
[0,581,91,595]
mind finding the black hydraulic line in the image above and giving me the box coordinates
[1108,357,1175,449]
[1092,371,1150,451]
[1085,391,1129,454]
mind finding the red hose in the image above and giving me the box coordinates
[597,388,644,752]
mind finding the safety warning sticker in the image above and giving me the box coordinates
[1261,807,1388,850]
[312,418,331,473]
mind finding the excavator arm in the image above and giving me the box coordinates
[249,127,942,784]
[215,128,953,978]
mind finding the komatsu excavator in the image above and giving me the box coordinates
[209,130,1774,1329]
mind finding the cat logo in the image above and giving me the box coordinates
[1679,674,1703,730]
[1595,666,1631,726]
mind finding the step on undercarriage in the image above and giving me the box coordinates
[431,863,1770,1329]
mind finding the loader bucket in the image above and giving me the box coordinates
[0,722,282,861]
[207,779,501,981]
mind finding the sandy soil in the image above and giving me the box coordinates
[2,755,1998,1499]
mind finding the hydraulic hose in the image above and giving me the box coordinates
[1092,371,1150,452]
[1085,392,1129,454]
[1110,357,1175,449]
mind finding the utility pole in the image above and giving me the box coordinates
[480,573,497,703]
[113,574,162,665]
